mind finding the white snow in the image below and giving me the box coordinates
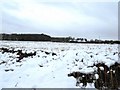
[0,41,119,89]
[95,74,99,79]
[99,66,104,70]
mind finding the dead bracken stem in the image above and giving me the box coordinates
[110,69,113,88]
[104,66,106,87]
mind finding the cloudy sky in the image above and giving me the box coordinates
[1,0,118,40]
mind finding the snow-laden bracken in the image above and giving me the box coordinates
[0,41,119,89]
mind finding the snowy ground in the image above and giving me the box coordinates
[0,41,119,89]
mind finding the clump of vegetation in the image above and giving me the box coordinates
[0,47,36,62]
[68,62,120,89]
[68,71,96,87]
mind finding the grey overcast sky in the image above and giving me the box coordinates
[1,0,118,40]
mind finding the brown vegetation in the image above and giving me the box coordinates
[68,62,120,89]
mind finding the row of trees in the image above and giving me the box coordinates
[0,33,119,44]
[0,34,51,41]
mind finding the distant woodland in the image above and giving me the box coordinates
[0,33,120,44]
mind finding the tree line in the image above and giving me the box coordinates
[0,33,119,44]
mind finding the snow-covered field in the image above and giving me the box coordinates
[0,41,119,89]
